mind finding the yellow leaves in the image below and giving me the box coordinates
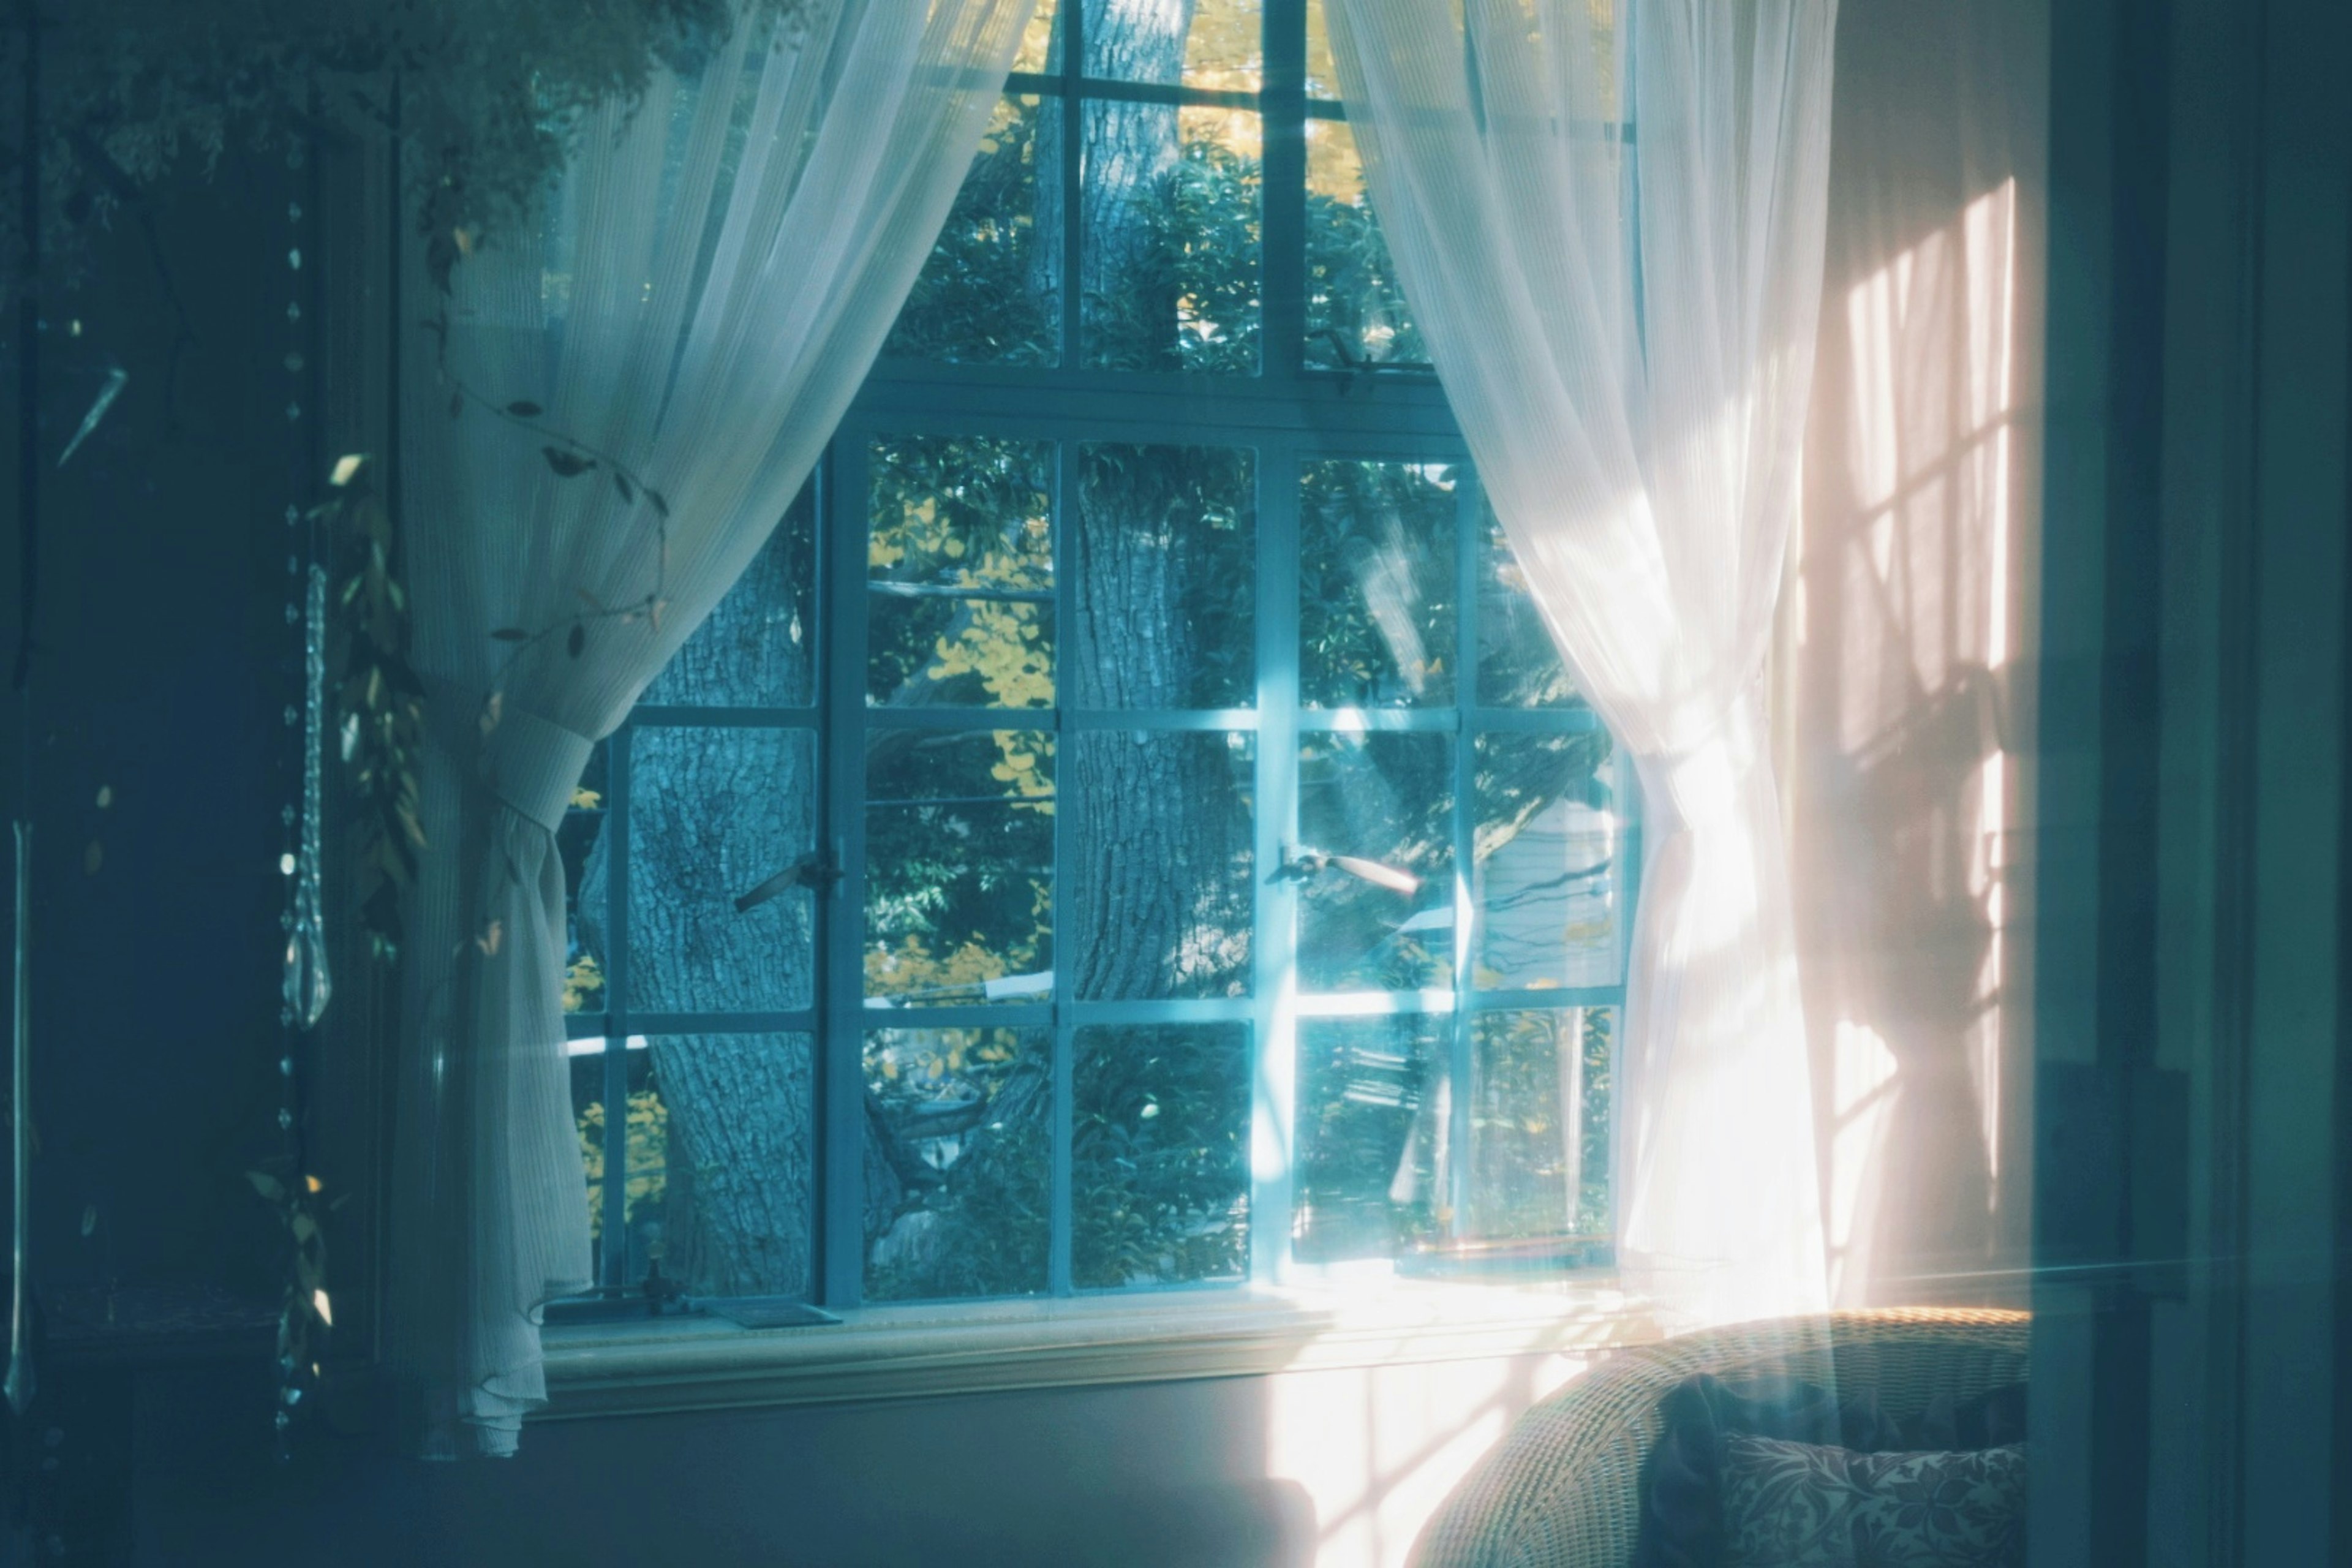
[570,786,603,810]
[329,454,366,488]
[576,1086,668,1240]
[311,1289,333,1328]
[563,954,606,1013]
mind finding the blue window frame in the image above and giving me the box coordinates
[562,0,1634,1314]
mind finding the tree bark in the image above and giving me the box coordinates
[580,514,825,1296]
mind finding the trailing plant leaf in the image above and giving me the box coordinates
[320,459,423,966]
[542,447,597,478]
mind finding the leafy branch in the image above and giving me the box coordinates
[422,307,679,690]
[317,454,424,965]
[244,1165,345,1438]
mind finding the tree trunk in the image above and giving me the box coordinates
[579,513,825,1296]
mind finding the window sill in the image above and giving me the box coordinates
[538,1276,1663,1422]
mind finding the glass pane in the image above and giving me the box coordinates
[571,1045,660,1285]
[1014,0,1056,74]
[1069,731,1254,1000]
[1305,0,1613,115]
[1305,118,1425,371]
[559,741,609,1016]
[883,94,1059,366]
[1296,733,1455,991]
[1479,505,1578,706]
[1073,443,1254,708]
[1474,731,1623,990]
[1305,0,1340,99]
[869,435,1055,709]
[1082,104,1261,374]
[865,1027,1051,1300]
[627,727,817,1012]
[865,729,1055,1005]
[1294,1015,1446,1264]
[1465,1009,1611,1245]
[1082,0,1261,93]
[1074,1024,1251,1287]
[645,1033,815,1297]
[641,484,815,706]
[1300,460,1457,707]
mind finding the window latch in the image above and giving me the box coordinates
[1272,845,1423,896]
[734,848,844,913]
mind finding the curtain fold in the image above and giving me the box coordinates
[387,0,1036,1457]
[1325,0,1840,1328]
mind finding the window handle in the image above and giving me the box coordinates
[1271,845,1422,896]
[734,848,844,913]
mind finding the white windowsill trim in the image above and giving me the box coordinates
[538,1277,1664,1422]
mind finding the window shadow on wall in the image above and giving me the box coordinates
[1790,0,2041,1311]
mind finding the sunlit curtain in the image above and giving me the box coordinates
[388,0,1036,1457]
[1325,0,1839,1327]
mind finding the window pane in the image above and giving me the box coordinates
[883,95,1058,366]
[1082,104,1261,374]
[1474,731,1623,990]
[1014,1,1056,75]
[559,741,609,1016]
[1074,1024,1251,1287]
[865,1027,1051,1300]
[865,729,1055,1006]
[1073,442,1254,708]
[1305,118,1425,370]
[1300,459,1457,708]
[641,484,815,706]
[1305,0,1340,99]
[1297,733,1455,991]
[1305,0,1616,115]
[1294,1015,1446,1264]
[1479,506,1579,706]
[627,726,817,1013]
[1069,731,1254,1000]
[645,1032,816,1297]
[572,1044,663,1285]
[1465,1009,1611,1247]
[869,435,1056,710]
[1082,0,1261,94]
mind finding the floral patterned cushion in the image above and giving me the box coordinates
[1718,1433,2026,1567]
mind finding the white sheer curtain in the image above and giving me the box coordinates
[388,0,1035,1457]
[1326,0,1839,1327]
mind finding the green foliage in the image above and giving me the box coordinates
[1072,1026,1250,1287]
[1100,133,1264,374]
[11,0,813,293]
[883,94,1055,365]
[863,1031,1050,1301]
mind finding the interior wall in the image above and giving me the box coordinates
[1787,0,2048,1309]
[120,1348,1589,1568]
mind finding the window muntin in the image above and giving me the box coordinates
[562,0,1630,1313]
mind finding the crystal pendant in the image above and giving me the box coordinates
[285,564,333,1030]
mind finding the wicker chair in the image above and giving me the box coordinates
[1412,1308,2032,1568]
